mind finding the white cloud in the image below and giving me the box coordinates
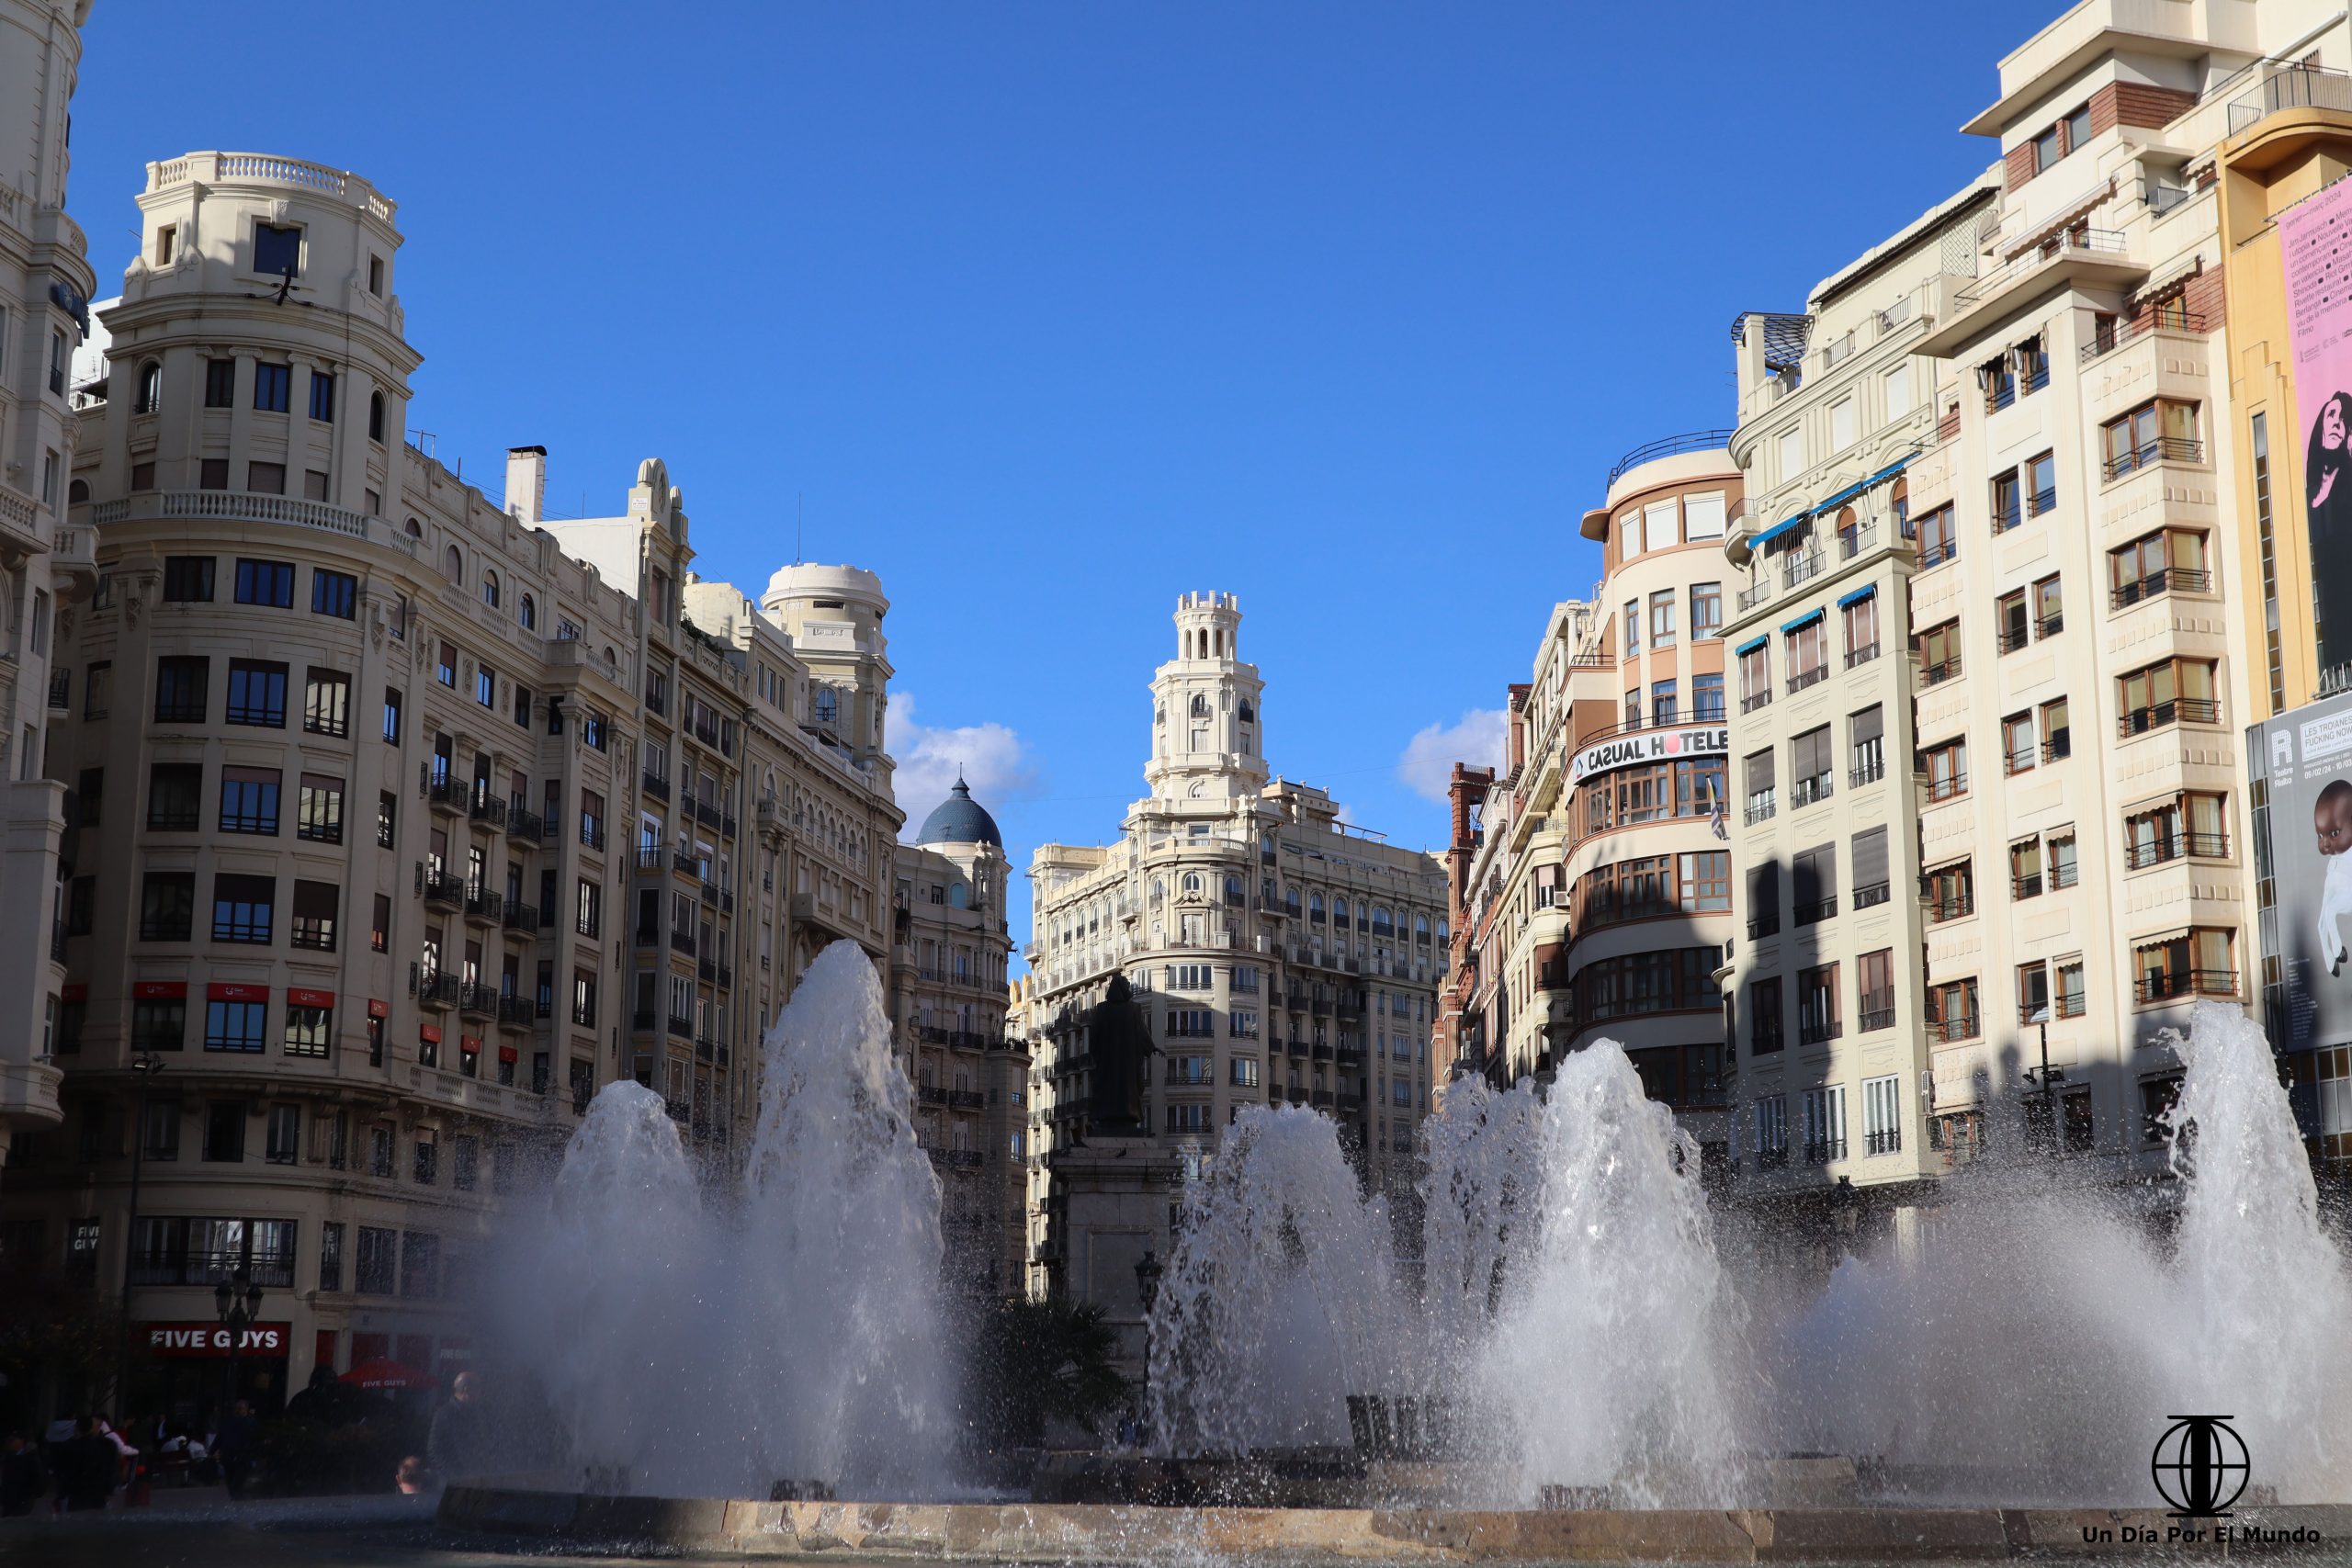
[888,694,1037,840]
[1397,709,1509,804]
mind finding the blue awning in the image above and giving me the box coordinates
[1769,454,1918,538]
[1751,511,1811,548]
[1837,584,1877,608]
[1735,636,1768,656]
[1781,608,1825,634]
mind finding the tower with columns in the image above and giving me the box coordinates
[1144,592,1267,807]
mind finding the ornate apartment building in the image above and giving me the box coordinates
[0,144,908,1418]
[1717,0,2352,1227]
[1025,593,1448,1299]
[0,0,94,1172]
[1441,442,1738,1163]
[893,780,1025,1299]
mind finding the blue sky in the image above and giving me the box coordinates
[67,0,2061,958]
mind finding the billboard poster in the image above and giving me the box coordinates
[2281,176,2352,690]
[2252,690,2352,1054]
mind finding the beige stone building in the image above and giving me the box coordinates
[894,780,1024,1298]
[1441,441,1737,1164]
[0,145,910,1419]
[1718,0,2352,1224]
[0,0,94,1173]
[1025,593,1448,1306]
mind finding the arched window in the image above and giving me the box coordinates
[518,592,536,631]
[443,544,462,584]
[1415,914,1430,942]
[135,360,162,415]
[1333,901,1351,930]
[1149,879,1164,904]
[481,570,500,609]
[1189,694,1209,717]
[1309,893,1325,923]
[1891,477,1912,536]
[1239,699,1255,724]
[368,390,386,444]
[405,517,423,538]
[1182,872,1203,895]
[813,687,838,726]
[1224,875,1243,905]
[67,479,88,505]
[949,884,969,909]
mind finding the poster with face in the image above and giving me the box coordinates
[2281,175,2352,688]
[2253,691,2352,1053]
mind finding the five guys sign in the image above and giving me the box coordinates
[143,1322,292,1358]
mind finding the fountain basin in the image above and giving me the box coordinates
[440,1483,2352,1560]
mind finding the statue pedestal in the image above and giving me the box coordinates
[1050,1132,1184,1378]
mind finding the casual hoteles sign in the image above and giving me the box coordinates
[143,1322,292,1359]
[1568,725,1729,787]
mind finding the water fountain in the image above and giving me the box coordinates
[449,996,2352,1560]
[490,939,949,1499]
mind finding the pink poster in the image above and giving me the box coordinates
[2281,175,2352,684]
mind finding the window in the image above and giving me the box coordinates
[2057,958,2086,1018]
[2118,657,2219,736]
[132,359,164,414]
[2125,791,2231,868]
[2050,831,2079,891]
[2025,450,2056,516]
[311,569,356,619]
[204,358,236,408]
[519,592,537,631]
[1842,592,1880,666]
[571,970,597,1029]
[2109,527,2209,607]
[1792,842,1837,925]
[1743,749,1776,825]
[234,558,296,608]
[1648,590,1677,649]
[356,1227,397,1294]
[320,1223,345,1292]
[220,766,281,834]
[1858,949,1894,1031]
[2133,928,2237,1004]
[285,994,333,1056]
[413,1131,437,1186]
[212,874,275,944]
[1693,672,1724,721]
[198,458,229,490]
[476,664,495,708]
[435,641,457,687]
[2032,120,2064,175]
[266,1105,300,1165]
[373,892,392,952]
[1623,600,1640,658]
[1651,679,1678,725]
[2003,711,2037,775]
[1917,504,1957,569]
[1924,858,1973,922]
[1803,1085,1848,1163]
[1792,726,1833,807]
[140,873,196,941]
[154,657,209,723]
[292,671,351,743]
[1851,824,1889,909]
[1679,850,1732,911]
[1755,1094,1788,1165]
[292,881,339,951]
[252,362,291,413]
[1991,468,2022,533]
[1684,492,1726,540]
[1862,1075,1903,1156]
[1830,396,1855,450]
[382,688,403,745]
[2102,399,2199,479]
[1917,620,1961,685]
[2012,837,2044,899]
[1984,351,2017,412]
[1785,615,1826,691]
[1690,581,1722,640]
[204,1101,247,1161]
[254,221,301,277]
[1849,705,1884,787]
[147,763,202,831]
[206,998,267,1053]
[2033,574,2063,638]
[1996,589,2029,654]
[1737,641,1770,712]
[1777,425,1804,481]
[1928,976,1981,1042]
[133,1002,187,1055]
[1750,976,1783,1055]
[1883,360,1914,421]
[225,660,288,726]
[162,556,216,604]
[2018,960,2051,1025]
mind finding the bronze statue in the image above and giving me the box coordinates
[1087,975,1158,1134]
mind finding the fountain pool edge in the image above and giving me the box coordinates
[437,1485,2352,1561]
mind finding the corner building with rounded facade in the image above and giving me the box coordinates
[1442,442,1737,1162]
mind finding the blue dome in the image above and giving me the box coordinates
[915,776,1001,847]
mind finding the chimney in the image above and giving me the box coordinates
[505,446,547,525]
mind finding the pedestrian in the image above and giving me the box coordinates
[56,1416,114,1512]
[426,1371,485,1483]
[0,1432,45,1517]
[212,1400,259,1501]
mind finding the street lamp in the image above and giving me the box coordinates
[213,1266,265,1416]
[112,1051,167,1418]
[2021,1006,2065,1158]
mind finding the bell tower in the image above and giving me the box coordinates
[1144,592,1267,804]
